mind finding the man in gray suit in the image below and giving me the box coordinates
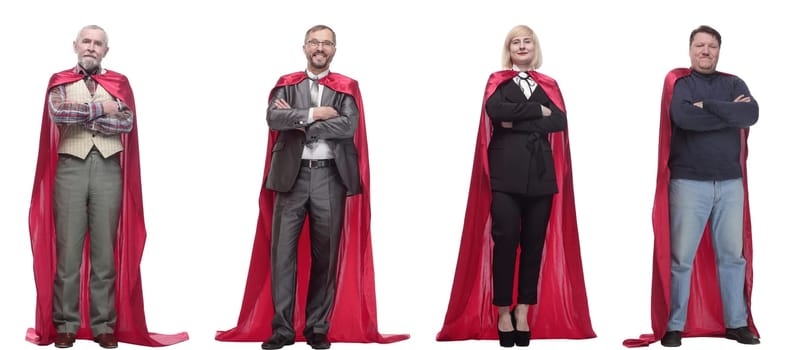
[261,24,361,350]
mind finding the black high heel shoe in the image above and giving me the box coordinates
[497,312,515,347]
[515,330,531,347]
[513,308,531,347]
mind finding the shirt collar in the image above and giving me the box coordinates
[306,69,329,80]
[74,64,104,77]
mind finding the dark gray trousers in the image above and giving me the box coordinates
[270,165,346,338]
[53,150,121,335]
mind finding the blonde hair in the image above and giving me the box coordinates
[501,25,542,70]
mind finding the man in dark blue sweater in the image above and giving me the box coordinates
[661,25,760,347]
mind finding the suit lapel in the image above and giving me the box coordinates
[295,79,336,107]
[296,79,310,108]
[503,79,527,101]
[319,86,338,149]
[321,85,336,107]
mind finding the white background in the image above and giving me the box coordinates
[1,1,782,349]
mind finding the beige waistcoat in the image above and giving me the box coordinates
[56,80,123,159]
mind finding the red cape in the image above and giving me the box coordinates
[215,71,408,343]
[27,69,189,346]
[437,70,595,341]
[623,68,757,347]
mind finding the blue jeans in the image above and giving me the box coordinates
[667,178,748,331]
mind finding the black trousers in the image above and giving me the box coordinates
[270,165,346,338]
[490,191,554,306]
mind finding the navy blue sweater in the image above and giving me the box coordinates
[669,70,759,180]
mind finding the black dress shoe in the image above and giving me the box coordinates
[261,333,294,350]
[726,326,760,345]
[306,333,331,349]
[661,330,682,347]
[54,332,76,348]
[497,312,515,347]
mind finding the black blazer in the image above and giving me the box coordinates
[264,79,361,195]
[485,79,567,195]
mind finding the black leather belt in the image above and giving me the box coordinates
[301,159,336,168]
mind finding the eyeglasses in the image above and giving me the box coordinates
[306,40,335,48]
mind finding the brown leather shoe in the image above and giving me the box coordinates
[54,332,76,348]
[94,333,118,349]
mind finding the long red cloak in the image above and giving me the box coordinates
[27,69,189,346]
[437,70,595,341]
[215,71,408,343]
[623,68,757,347]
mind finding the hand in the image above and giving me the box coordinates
[102,100,120,114]
[273,99,291,109]
[734,94,752,103]
[541,105,552,117]
[501,121,513,128]
[313,106,339,120]
[693,101,704,108]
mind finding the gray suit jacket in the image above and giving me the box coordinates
[265,78,361,195]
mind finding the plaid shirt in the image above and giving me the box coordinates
[47,65,134,134]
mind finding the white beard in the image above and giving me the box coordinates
[79,57,99,71]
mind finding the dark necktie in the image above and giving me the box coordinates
[517,72,535,99]
[83,74,97,96]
